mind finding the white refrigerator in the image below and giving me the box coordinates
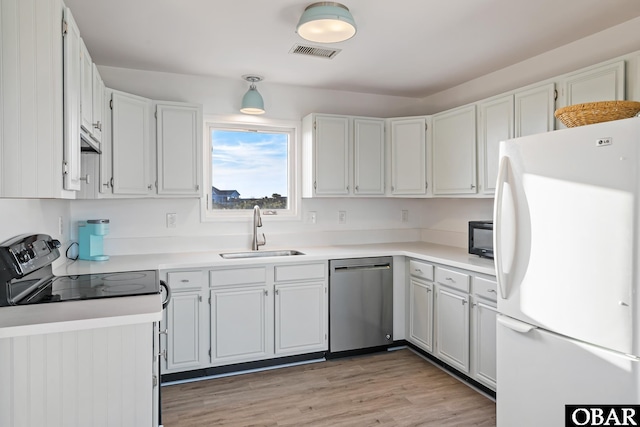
[494,117,640,426]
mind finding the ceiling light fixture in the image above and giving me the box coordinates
[240,75,265,115]
[296,2,357,44]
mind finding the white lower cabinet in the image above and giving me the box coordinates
[275,281,327,355]
[211,285,271,364]
[161,262,328,374]
[161,270,209,374]
[470,275,498,390]
[435,284,470,373]
[408,259,496,391]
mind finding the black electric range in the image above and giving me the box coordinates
[0,234,164,307]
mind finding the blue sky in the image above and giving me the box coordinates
[211,129,288,199]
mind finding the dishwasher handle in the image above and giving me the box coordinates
[333,263,391,272]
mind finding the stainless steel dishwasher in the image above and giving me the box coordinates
[329,257,393,353]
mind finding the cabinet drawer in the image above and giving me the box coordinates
[210,267,267,287]
[473,276,498,302]
[167,271,203,290]
[274,263,325,282]
[409,260,434,281]
[435,267,470,293]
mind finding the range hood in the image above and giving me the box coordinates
[80,133,101,154]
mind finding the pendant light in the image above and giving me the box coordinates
[296,2,357,44]
[240,75,265,115]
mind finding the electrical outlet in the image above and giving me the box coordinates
[166,213,177,228]
[338,211,347,224]
[401,210,409,223]
[308,211,317,224]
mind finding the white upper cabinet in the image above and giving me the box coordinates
[477,95,514,196]
[302,114,385,197]
[308,114,350,195]
[514,83,555,137]
[432,105,477,195]
[62,6,82,193]
[91,64,104,144]
[353,118,385,195]
[80,40,93,135]
[111,91,153,195]
[156,103,203,196]
[562,60,625,106]
[390,117,428,195]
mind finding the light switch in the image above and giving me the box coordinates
[166,213,177,228]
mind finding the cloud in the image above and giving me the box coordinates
[212,130,288,198]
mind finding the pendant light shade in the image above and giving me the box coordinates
[240,75,265,115]
[296,2,357,43]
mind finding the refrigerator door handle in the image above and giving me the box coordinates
[494,156,511,299]
[497,314,536,334]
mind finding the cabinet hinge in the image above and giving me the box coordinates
[208,349,211,357]
[198,295,202,302]
[62,161,69,175]
[62,20,68,36]
[109,99,113,110]
[313,121,316,130]
[554,89,558,101]
[208,297,211,305]
[425,123,428,131]
[152,375,158,387]
[154,111,158,119]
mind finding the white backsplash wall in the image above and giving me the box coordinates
[0,199,71,268]
[419,198,494,248]
[69,197,434,255]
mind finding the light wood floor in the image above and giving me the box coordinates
[161,349,496,426]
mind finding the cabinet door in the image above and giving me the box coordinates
[91,63,104,144]
[472,299,497,390]
[563,60,625,106]
[390,118,427,195]
[409,278,434,353]
[62,7,82,192]
[274,282,327,355]
[353,118,385,195]
[435,286,470,373]
[111,91,152,195]
[156,104,202,196]
[514,83,555,137]
[99,89,113,195]
[314,115,350,195]
[165,291,204,371]
[79,39,93,134]
[432,105,477,195]
[210,286,270,364]
[478,96,513,195]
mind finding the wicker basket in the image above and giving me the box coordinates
[554,100,640,128]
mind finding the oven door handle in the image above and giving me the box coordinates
[160,280,171,309]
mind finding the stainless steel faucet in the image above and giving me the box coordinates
[252,205,266,250]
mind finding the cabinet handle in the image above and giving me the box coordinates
[264,290,268,296]
[391,185,395,191]
[445,277,456,282]
[148,184,153,190]
[180,279,189,283]
[462,299,468,305]
[159,329,168,335]
[426,288,431,293]
[79,174,90,184]
[487,289,496,293]
[355,185,359,192]
[470,184,476,189]
[110,177,114,188]
[415,268,422,272]
[93,121,102,131]
[159,349,167,361]
[275,289,279,295]
[102,181,110,188]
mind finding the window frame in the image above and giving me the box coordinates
[201,116,301,222]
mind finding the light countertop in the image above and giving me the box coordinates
[1,242,493,339]
[54,241,496,276]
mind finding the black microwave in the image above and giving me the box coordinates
[469,221,493,259]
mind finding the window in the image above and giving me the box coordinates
[205,120,298,219]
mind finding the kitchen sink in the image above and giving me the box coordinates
[219,250,305,259]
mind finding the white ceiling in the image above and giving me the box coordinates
[64,0,640,98]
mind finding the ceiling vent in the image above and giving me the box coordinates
[289,44,341,59]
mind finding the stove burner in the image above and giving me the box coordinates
[101,283,147,293]
[102,272,148,282]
